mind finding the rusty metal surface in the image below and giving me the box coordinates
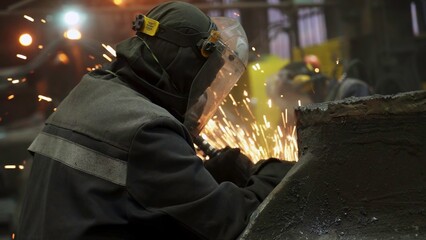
[239,90,426,240]
[296,90,426,127]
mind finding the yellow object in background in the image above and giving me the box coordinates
[292,74,313,93]
[246,55,289,128]
[293,37,343,79]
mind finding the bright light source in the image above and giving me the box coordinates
[38,95,52,102]
[103,54,113,62]
[102,43,116,57]
[57,52,69,64]
[23,15,34,22]
[113,0,123,6]
[63,11,81,26]
[64,29,82,40]
[16,54,27,60]
[19,33,33,46]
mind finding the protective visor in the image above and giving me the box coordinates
[184,17,248,136]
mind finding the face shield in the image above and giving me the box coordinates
[183,17,249,136]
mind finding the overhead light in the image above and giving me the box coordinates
[63,10,81,26]
[61,8,86,27]
[19,33,33,46]
[64,28,82,40]
[113,0,124,6]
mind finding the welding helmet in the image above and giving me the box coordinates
[130,2,248,136]
[278,62,315,94]
[274,61,328,103]
[183,17,249,136]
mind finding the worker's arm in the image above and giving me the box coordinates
[127,117,291,240]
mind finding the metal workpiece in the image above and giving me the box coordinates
[295,90,426,127]
[239,90,426,240]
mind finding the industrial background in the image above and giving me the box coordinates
[0,0,425,239]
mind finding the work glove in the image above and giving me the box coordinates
[251,157,295,177]
[204,147,254,187]
[245,158,296,200]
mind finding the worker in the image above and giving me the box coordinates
[267,56,372,124]
[325,59,373,101]
[16,2,294,240]
[266,61,325,124]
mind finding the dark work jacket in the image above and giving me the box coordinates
[17,70,289,240]
[326,77,372,101]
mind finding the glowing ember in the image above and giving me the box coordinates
[38,95,52,102]
[16,54,27,60]
[102,44,117,57]
[23,15,34,22]
[57,52,69,64]
[102,54,113,62]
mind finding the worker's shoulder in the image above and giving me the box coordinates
[46,73,178,150]
[337,77,372,99]
[78,73,173,118]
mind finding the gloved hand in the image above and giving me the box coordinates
[245,158,296,200]
[251,157,295,177]
[204,147,254,187]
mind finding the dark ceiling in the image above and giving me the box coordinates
[1,0,57,10]
[0,0,175,11]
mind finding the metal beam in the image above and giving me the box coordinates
[0,1,339,16]
[6,0,34,11]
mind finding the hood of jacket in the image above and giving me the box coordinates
[111,1,213,122]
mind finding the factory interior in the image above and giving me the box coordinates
[0,0,425,239]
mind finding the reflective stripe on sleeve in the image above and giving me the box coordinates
[28,132,127,186]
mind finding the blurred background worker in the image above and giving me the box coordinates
[325,58,373,101]
[267,55,373,124]
[16,2,293,240]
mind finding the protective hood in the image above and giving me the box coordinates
[112,1,213,122]
[112,2,248,136]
